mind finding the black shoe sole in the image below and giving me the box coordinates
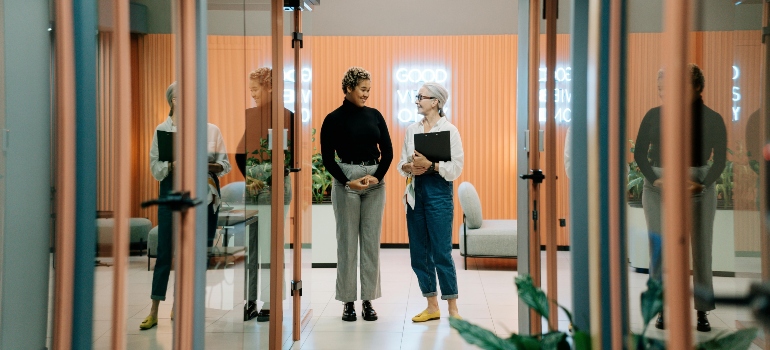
[341,315,357,322]
[256,316,269,322]
[697,325,711,332]
[362,314,378,321]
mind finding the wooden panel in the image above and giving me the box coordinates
[98,33,114,212]
[536,34,571,246]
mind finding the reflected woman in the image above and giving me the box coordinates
[235,67,293,322]
[321,67,393,322]
[634,64,726,332]
[398,82,464,321]
[140,82,231,330]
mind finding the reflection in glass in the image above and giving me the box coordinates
[140,82,232,331]
[237,67,293,323]
[626,1,766,345]
[633,64,727,331]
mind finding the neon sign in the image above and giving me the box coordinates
[538,66,572,123]
[282,68,312,123]
[394,67,451,124]
[732,65,740,121]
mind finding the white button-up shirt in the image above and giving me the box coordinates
[397,117,464,210]
[149,116,231,204]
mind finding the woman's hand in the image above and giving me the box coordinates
[208,162,224,173]
[347,176,369,190]
[688,181,704,194]
[653,179,663,188]
[412,151,432,176]
[364,175,379,185]
[245,176,265,196]
[401,162,414,175]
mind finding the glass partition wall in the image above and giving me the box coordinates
[624,1,769,347]
[85,1,313,348]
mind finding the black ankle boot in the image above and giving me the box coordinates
[697,311,711,332]
[362,300,378,321]
[342,302,357,321]
[244,301,257,321]
[256,309,270,322]
[655,311,665,330]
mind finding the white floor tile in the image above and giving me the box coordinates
[82,249,766,349]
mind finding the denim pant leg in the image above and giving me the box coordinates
[207,203,218,248]
[152,176,174,301]
[407,199,438,297]
[423,176,458,299]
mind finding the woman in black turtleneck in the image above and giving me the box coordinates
[320,67,393,322]
[634,64,727,333]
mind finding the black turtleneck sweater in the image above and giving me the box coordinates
[633,98,727,187]
[320,99,393,183]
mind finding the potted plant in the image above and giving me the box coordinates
[627,140,644,208]
[309,128,338,267]
[310,128,334,204]
[244,136,292,203]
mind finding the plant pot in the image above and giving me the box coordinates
[311,203,337,266]
[627,203,736,275]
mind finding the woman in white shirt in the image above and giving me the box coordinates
[140,82,231,330]
[398,82,464,321]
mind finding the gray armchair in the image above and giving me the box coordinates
[457,182,518,270]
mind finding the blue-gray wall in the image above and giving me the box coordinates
[0,0,52,348]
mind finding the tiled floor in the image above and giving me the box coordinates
[83,249,766,349]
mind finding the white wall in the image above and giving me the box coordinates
[134,0,762,36]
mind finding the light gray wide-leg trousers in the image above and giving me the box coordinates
[332,163,386,302]
[643,165,716,311]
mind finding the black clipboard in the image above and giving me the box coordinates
[157,130,174,162]
[414,131,451,162]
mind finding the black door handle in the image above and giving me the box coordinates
[141,191,203,212]
[520,169,545,184]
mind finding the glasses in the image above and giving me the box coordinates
[415,94,436,102]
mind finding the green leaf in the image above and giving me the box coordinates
[640,278,663,337]
[507,333,540,350]
[696,328,758,350]
[540,332,568,350]
[448,317,518,350]
[630,333,666,350]
[515,275,550,322]
[627,177,643,191]
[572,331,592,350]
[556,304,575,332]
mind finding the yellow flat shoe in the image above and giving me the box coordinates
[139,315,158,330]
[411,309,441,322]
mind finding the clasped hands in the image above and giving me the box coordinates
[347,175,379,190]
[652,179,704,194]
[401,151,433,176]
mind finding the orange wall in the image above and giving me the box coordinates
[110,31,761,246]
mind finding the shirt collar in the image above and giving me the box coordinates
[419,116,447,131]
[164,116,176,128]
